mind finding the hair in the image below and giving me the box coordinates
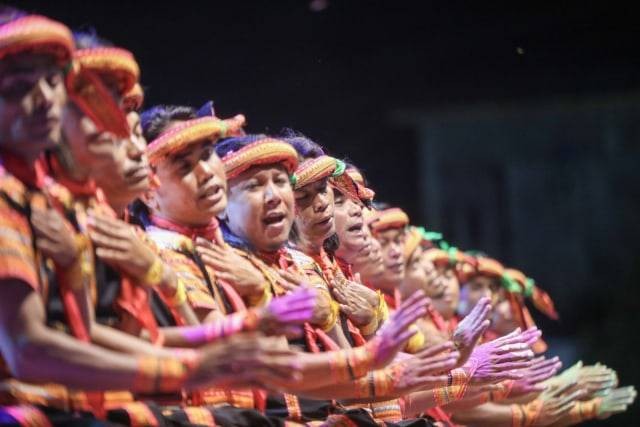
[73,28,113,49]
[0,6,26,26]
[279,128,325,160]
[128,198,151,229]
[141,105,197,142]
[214,134,269,159]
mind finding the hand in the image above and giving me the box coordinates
[467,328,537,385]
[31,208,78,267]
[195,237,266,299]
[391,342,460,395]
[186,334,301,390]
[259,288,317,337]
[528,381,586,426]
[336,273,379,307]
[88,212,157,281]
[577,364,619,399]
[451,296,491,366]
[332,281,376,327]
[275,268,313,293]
[596,386,637,419]
[509,356,562,397]
[369,290,430,368]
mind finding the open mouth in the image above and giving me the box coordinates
[263,211,286,227]
[125,166,150,184]
[347,221,364,234]
[199,184,222,200]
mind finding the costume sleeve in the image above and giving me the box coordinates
[0,196,40,290]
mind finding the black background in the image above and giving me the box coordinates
[17,1,640,424]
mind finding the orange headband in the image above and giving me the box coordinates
[74,47,140,94]
[222,138,299,179]
[403,226,423,260]
[0,15,73,63]
[370,207,409,234]
[292,155,341,189]
[346,167,375,202]
[147,115,245,166]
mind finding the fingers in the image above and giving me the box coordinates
[494,349,535,363]
[415,353,460,375]
[90,230,129,251]
[415,341,455,358]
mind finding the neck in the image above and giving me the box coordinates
[296,234,324,256]
[150,212,219,241]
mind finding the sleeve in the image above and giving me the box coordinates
[0,198,40,290]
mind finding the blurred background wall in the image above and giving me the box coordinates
[20,1,640,423]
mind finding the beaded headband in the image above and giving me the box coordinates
[0,15,74,63]
[74,47,140,94]
[222,138,299,180]
[370,207,409,234]
[147,115,245,166]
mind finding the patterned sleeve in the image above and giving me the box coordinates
[0,197,39,290]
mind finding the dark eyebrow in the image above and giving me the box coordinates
[169,151,192,164]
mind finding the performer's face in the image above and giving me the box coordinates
[372,227,406,291]
[403,246,450,300]
[293,177,335,247]
[492,291,519,336]
[352,225,385,282]
[458,275,499,317]
[333,189,367,262]
[63,106,150,201]
[152,140,226,227]
[0,53,66,161]
[225,164,294,252]
[430,270,460,320]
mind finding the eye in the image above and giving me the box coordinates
[202,146,214,160]
[46,72,63,87]
[274,174,288,186]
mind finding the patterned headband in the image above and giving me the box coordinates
[147,115,245,166]
[370,207,409,234]
[222,138,299,179]
[346,168,375,202]
[0,15,74,63]
[502,268,559,320]
[73,47,140,96]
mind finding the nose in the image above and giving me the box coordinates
[264,181,282,207]
[31,77,55,112]
[347,199,362,217]
[195,159,214,184]
[313,192,330,214]
[126,136,145,161]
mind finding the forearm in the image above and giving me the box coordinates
[160,310,260,348]
[90,323,171,357]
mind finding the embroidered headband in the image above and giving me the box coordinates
[370,207,409,234]
[0,15,74,63]
[222,138,299,179]
[502,268,559,320]
[147,115,245,166]
[73,47,140,94]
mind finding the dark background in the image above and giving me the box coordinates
[20,1,640,424]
